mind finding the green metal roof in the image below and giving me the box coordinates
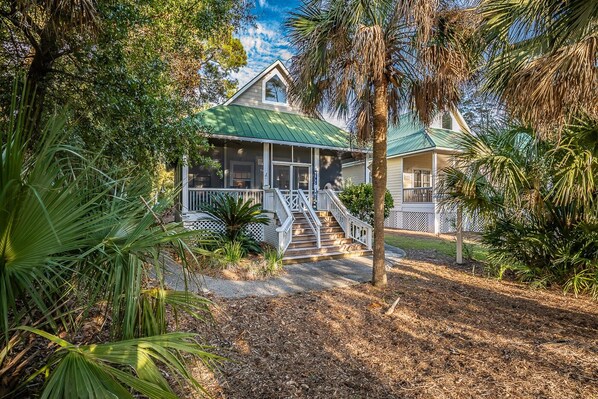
[387,113,463,157]
[192,104,360,151]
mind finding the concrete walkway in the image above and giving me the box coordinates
[162,245,405,299]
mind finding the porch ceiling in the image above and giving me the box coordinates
[192,104,367,152]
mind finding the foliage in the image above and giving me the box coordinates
[20,328,222,399]
[339,183,393,225]
[0,0,250,169]
[261,248,284,277]
[0,88,214,397]
[221,241,244,265]
[440,116,598,296]
[480,0,598,131]
[200,194,270,244]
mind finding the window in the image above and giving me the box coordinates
[230,162,254,188]
[413,169,431,188]
[264,75,287,104]
[441,112,453,130]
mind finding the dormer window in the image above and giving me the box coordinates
[264,74,288,104]
[441,112,453,130]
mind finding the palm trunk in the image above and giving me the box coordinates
[371,77,388,287]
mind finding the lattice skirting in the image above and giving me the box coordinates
[385,210,433,232]
[439,212,484,233]
[385,210,483,233]
[183,217,265,241]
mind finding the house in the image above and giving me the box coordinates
[341,111,481,234]
[180,60,373,263]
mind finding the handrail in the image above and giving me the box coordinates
[321,189,373,250]
[298,189,321,248]
[271,188,294,253]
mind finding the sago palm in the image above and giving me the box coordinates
[287,0,479,286]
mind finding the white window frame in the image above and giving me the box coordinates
[230,161,255,188]
[262,70,289,106]
[413,168,432,188]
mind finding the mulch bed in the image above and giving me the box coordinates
[183,251,598,398]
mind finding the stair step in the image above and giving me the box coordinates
[284,243,367,256]
[287,237,355,249]
[292,227,344,235]
[283,250,372,264]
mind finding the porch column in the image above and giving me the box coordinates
[314,148,320,190]
[432,151,440,234]
[365,152,371,183]
[263,143,271,189]
[182,155,189,213]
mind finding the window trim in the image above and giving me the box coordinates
[262,71,289,106]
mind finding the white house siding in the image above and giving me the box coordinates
[342,163,366,185]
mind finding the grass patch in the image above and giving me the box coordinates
[385,231,488,262]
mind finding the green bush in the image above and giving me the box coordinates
[262,248,284,276]
[338,183,394,225]
[222,241,244,264]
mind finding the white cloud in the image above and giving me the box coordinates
[233,20,294,86]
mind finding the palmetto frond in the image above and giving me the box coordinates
[481,0,598,131]
[21,327,221,399]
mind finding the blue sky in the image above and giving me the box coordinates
[232,0,300,85]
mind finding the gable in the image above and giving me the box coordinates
[227,62,302,114]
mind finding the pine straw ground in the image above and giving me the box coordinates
[183,234,598,399]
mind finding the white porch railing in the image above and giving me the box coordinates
[278,189,300,211]
[298,189,321,248]
[264,188,294,253]
[317,189,372,250]
[187,188,263,211]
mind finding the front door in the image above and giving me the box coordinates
[272,164,311,211]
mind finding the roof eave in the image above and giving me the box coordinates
[207,133,370,153]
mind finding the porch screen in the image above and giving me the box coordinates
[225,141,263,189]
[319,149,342,189]
[188,142,224,188]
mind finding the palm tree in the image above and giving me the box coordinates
[287,0,478,286]
[480,0,598,132]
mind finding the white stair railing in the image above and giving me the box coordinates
[264,188,294,253]
[297,189,321,248]
[319,189,372,250]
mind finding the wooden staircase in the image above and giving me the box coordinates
[283,211,372,264]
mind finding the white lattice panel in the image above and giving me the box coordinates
[402,212,431,232]
[184,218,264,241]
[440,212,457,233]
[384,210,401,229]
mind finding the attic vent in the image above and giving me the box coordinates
[441,112,452,130]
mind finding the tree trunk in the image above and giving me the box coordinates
[371,76,388,287]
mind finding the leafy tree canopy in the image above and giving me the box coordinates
[0,0,251,170]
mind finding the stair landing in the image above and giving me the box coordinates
[283,211,371,264]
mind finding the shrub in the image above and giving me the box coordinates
[338,183,394,225]
[200,194,269,255]
[262,248,284,276]
[222,241,244,264]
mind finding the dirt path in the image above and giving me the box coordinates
[184,249,598,399]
